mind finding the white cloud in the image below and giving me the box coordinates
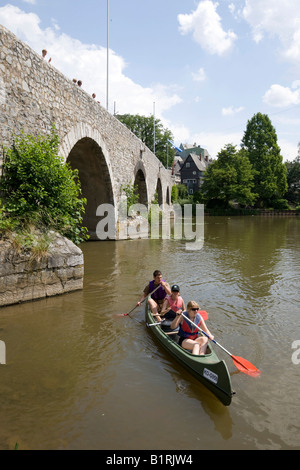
[192,67,206,82]
[178,0,237,56]
[291,80,300,89]
[277,138,299,161]
[242,0,300,60]
[228,3,235,15]
[178,128,296,162]
[0,5,43,43]
[222,106,244,116]
[0,5,181,116]
[263,84,300,107]
[50,18,61,32]
[284,29,300,61]
[275,115,300,126]
[167,122,191,145]
[168,124,297,161]
[185,130,243,158]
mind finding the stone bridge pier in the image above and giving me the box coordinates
[0,25,174,240]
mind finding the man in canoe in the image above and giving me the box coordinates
[160,284,186,320]
[137,270,171,321]
[170,300,214,355]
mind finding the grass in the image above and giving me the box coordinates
[0,216,54,262]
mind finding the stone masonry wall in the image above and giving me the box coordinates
[0,233,83,308]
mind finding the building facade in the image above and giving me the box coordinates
[175,143,211,194]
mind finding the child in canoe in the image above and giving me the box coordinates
[160,284,185,320]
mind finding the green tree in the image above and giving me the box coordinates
[0,126,88,245]
[176,183,190,201]
[171,185,178,202]
[285,151,300,205]
[241,113,287,207]
[232,148,257,206]
[117,113,175,168]
[200,144,256,207]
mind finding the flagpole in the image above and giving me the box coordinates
[167,142,168,169]
[106,0,109,111]
[153,102,155,155]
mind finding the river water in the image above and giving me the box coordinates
[0,216,299,450]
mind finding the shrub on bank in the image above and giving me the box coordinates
[0,126,89,248]
[269,198,291,210]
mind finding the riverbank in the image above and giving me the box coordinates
[204,208,299,216]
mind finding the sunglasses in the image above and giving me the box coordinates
[191,308,198,311]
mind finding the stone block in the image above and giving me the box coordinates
[0,232,84,307]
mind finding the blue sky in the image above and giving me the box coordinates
[1,0,300,161]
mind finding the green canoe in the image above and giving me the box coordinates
[145,303,234,406]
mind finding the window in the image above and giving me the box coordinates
[186,162,190,168]
[184,179,197,183]
[193,171,196,175]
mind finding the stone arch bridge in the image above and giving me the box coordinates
[0,25,174,240]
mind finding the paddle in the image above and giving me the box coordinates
[147,321,162,327]
[147,309,208,324]
[115,284,161,317]
[181,312,261,377]
[197,310,208,321]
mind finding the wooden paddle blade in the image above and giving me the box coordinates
[232,355,261,377]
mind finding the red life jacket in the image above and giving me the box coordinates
[179,312,202,340]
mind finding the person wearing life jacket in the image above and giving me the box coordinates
[170,300,214,355]
[137,270,171,321]
[160,284,185,320]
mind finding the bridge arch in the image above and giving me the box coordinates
[133,161,148,206]
[59,124,116,239]
[156,178,163,206]
[166,186,170,205]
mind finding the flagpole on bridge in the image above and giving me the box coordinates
[106,0,109,111]
[153,101,155,155]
